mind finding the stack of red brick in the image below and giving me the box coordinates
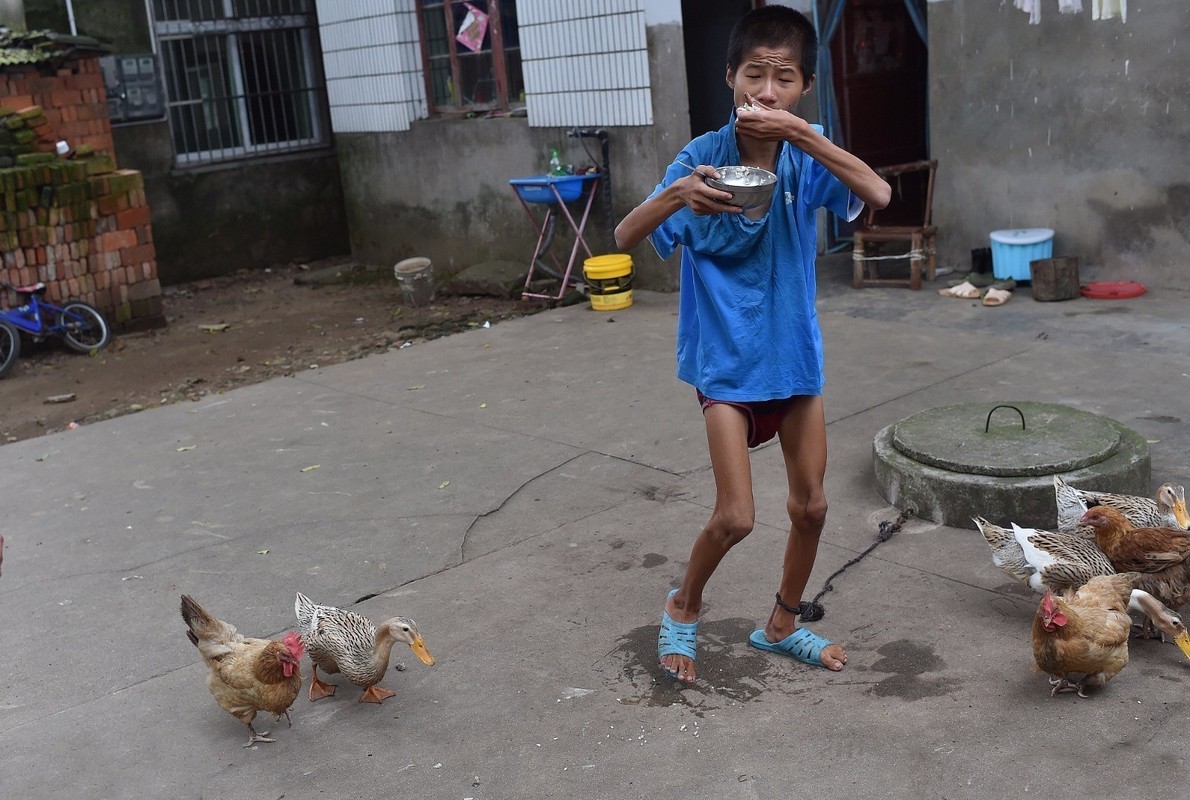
[0,57,113,159]
[0,56,160,328]
[0,152,159,326]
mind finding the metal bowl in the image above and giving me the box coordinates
[704,165,777,210]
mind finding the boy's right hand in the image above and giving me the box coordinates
[676,167,741,216]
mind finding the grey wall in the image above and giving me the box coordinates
[0,0,25,31]
[929,1,1189,287]
[623,21,693,290]
[114,123,350,284]
[335,23,692,292]
[25,0,151,50]
[25,0,351,285]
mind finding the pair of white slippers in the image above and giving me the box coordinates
[938,281,1011,306]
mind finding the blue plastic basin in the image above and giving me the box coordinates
[509,174,597,205]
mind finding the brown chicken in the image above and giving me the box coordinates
[180,595,305,747]
[1082,505,1190,573]
[1032,573,1140,697]
[1079,506,1190,642]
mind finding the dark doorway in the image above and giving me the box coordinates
[681,0,756,138]
[830,0,928,168]
[822,0,928,250]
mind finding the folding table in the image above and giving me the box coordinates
[508,172,601,302]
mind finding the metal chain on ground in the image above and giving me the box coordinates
[795,507,914,622]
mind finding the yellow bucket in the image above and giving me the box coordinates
[583,254,634,311]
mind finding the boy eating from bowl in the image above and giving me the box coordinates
[614,6,890,683]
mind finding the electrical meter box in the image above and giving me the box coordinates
[100,54,166,124]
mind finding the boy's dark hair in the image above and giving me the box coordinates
[726,6,818,81]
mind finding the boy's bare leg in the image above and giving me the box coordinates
[762,396,847,671]
[662,403,755,683]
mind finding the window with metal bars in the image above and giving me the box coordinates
[416,0,524,115]
[151,0,330,166]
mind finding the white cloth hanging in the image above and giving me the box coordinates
[1014,0,1041,25]
[1092,0,1127,22]
[1058,0,1083,14]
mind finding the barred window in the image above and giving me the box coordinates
[416,0,524,115]
[152,0,330,166]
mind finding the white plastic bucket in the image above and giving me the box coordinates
[394,257,434,306]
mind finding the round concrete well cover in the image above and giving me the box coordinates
[891,401,1121,477]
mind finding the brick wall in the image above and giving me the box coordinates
[0,55,161,329]
[0,56,114,158]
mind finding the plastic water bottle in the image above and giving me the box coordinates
[549,148,565,177]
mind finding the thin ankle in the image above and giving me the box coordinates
[669,592,701,616]
[774,592,800,615]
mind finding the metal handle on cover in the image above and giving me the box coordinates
[984,404,1026,433]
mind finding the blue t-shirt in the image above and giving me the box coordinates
[648,120,862,401]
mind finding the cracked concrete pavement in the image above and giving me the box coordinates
[3,256,1190,799]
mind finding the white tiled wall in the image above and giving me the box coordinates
[314,0,425,133]
[519,0,653,127]
[315,0,655,133]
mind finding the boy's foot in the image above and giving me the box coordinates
[749,627,846,670]
[658,590,699,683]
[752,602,846,671]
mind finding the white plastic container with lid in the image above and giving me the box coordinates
[989,228,1054,281]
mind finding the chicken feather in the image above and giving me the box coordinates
[1055,476,1190,537]
[976,516,1190,654]
[1081,506,1190,574]
[1032,573,1136,697]
[181,594,304,747]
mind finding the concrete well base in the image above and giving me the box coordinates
[873,418,1151,530]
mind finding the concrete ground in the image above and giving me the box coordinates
[3,255,1190,799]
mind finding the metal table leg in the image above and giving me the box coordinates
[514,176,601,302]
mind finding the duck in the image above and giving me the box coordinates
[976,516,1190,655]
[294,592,435,704]
[1054,476,1190,538]
[975,516,1115,594]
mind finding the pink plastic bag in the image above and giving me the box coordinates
[456,2,489,52]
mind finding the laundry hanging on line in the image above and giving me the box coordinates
[1014,0,1041,25]
[1091,0,1127,22]
[1015,0,1127,24]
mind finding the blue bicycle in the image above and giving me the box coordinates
[0,280,112,378]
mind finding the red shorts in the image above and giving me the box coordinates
[697,391,799,448]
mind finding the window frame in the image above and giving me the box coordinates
[151,0,331,167]
[414,0,522,116]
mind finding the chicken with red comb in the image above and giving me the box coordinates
[1032,573,1136,698]
[181,595,305,746]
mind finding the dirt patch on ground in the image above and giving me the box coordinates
[0,257,549,444]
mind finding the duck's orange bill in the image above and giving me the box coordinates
[1174,632,1190,663]
[1172,500,1190,530]
[411,635,436,666]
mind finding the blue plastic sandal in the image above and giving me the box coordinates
[658,589,698,678]
[748,627,833,668]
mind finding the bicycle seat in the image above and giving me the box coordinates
[14,282,46,295]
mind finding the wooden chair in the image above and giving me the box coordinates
[852,159,938,290]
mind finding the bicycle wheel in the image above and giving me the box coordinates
[0,318,20,377]
[56,301,111,353]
